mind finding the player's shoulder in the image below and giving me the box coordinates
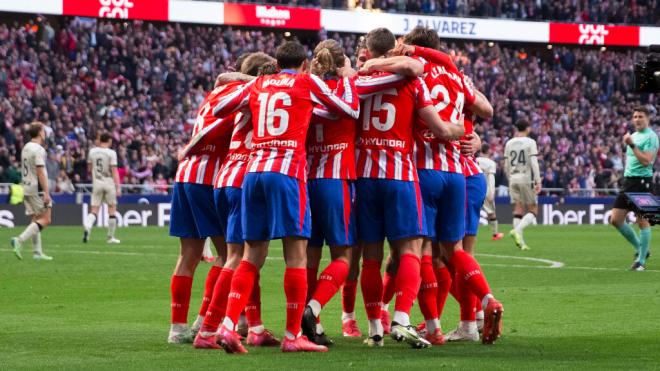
[504,137,518,147]
[209,81,244,99]
[478,156,495,165]
[89,146,102,156]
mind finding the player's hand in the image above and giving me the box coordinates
[623,132,633,146]
[534,183,542,194]
[460,132,481,156]
[43,193,52,205]
[391,43,415,57]
[358,59,377,75]
[177,148,186,161]
[337,55,357,77]
[116,186,122,198]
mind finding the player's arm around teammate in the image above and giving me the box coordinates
[11,122,53,261]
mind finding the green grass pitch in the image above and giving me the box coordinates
[1,225,659,370]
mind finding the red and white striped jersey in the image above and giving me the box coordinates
[175,82,241,185]
[213,71,359,182]
[411,47,476,174]
[461,109,482,176]
[176,155,224,185]
[214,111,253,188]
[355,73,433,181]
[307,77,358,180]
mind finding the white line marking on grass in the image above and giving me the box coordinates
[476,253,565,268]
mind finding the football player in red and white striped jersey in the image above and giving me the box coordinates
[389,28,503,345]
[194,54,281,349]
[212,41,360,354]
[301,40,363,346]
[341,40,368,338]
[410,31,503,344]
[167,73,249,344]
[354,28,464,349]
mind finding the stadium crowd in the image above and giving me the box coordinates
[0,17,657,195]
[216,0,660,25]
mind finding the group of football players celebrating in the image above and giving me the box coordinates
[167,26,503,354]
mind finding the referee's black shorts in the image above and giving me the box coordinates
[613,176,654,209]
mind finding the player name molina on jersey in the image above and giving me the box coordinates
[262,76,296,88]
[357,137,407,149]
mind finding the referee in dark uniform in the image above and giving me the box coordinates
[610,106,658,271]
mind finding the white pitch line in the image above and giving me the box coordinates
[476,253,565,268]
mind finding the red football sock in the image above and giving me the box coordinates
[170,275,193,324]
[312,259,349,307]
[417,255,438,320]
[284,267,307,336]
[198,265,222,316]
[449,276,458,302]
[434,266,452,317]
[382,270,397,305]
[449,249,491,300]
[201,268,235,332]
[456,272,477,321]
[394,254,422,315]
[245,273,262,327]
[342,280,358,314]
[306,266,319,302]
[361,259,383,320]
[224,261,258,328]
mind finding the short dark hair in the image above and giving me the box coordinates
[275,41,307,70]
[516,119,530,132]
[403,27,441,50]
[633,106,650,117]
[235,53,253,72]
[242,52,276,76]
[481,143,490,154]
[99,132,112,143]
[28,121,43,139]
[365,28,396,58]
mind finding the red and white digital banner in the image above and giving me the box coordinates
[223,3,320,30]
[62,0,169,22]
[0,0,657,46]
[549,22,640,46]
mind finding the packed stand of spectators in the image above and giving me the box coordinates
[214,0,660,25]
[0,17,657,197]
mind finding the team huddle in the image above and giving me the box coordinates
[167,26,510,354]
